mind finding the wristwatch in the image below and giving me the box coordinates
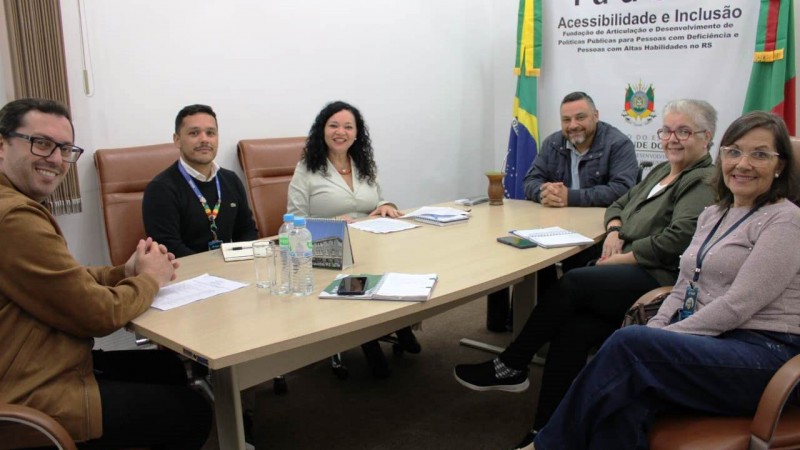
[606,225,622,233]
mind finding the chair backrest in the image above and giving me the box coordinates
[94,143,178,265]
[237,137,305,238]
[0,403,77,450]
[791,136,800,173]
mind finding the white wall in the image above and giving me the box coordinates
[42,0,800,266]
[56,0,502,265]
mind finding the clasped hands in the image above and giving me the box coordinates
[124,237,179,287]
[540,182,568,208]
[597,221,636,266]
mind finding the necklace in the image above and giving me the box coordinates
[329,157,352,175]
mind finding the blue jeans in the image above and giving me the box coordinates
[534,326,800,450]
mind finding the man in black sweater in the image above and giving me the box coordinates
[143,104,258,257]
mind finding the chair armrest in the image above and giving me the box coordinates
[0,403,77,450]
[749,353,800,446]
[632,286,673,308]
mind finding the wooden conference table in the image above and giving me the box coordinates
[130,200,605,449]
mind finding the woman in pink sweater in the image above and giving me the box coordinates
[526,111,800,450]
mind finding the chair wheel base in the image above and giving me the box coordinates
[332,365,349,380]
[273,376,288,395]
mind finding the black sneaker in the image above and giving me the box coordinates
[453,360,529,392]
[511,430,537,450]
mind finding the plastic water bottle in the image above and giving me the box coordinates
[274,213,294,295]
[289,217,314,296]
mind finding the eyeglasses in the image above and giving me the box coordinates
[6,131,84,163]
[656,128,707,141]
[719,146,780,166]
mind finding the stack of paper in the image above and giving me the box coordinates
[403,206,470,227]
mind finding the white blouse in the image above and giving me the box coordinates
[287,158,389,219]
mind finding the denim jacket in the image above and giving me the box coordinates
[523,121,638,207]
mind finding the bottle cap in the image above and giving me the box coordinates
[283,213,294,222]
[293,217,306,227]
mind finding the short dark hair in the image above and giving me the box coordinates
[713,111,799,208]
[175,104,217,134]
[0,98,74,138]
[561,91,596,111]
[302,100,377,184]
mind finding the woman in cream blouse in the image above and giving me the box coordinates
[287,100,401,221]
[287,101,416,378]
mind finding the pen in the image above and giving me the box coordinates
[231,246,244,250]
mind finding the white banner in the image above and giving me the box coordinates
[538,0,760,170]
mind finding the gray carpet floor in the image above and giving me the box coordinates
[203,297,544,450]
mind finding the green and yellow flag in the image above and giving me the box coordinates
[504,0,541,199]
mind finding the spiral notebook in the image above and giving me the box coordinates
[305,218,354,270]
[511,226,594,249]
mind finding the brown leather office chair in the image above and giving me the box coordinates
[0,403,77,450]
[627,288,800,450]
[237,137,305,238]
[94,143,178,265]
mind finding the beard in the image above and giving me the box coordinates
[568,130,586,147]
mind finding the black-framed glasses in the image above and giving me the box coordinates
[6,131,84,163]
[719,146,780,166]
[656,128,707,141]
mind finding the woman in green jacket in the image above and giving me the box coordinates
[454,99,718,450]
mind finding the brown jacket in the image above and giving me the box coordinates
[0,174,158,441]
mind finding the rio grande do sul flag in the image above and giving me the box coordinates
[742,0,796,134]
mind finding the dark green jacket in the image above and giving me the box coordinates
[604,153,715,285]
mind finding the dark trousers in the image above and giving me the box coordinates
[78,350,212,450]
[486,244,601,331]
[498,263,660,430]
[534,326,800,450]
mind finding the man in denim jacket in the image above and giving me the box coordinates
[487,92,638,332]
[523,91,638,207]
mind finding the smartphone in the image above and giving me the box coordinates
[497,236,538,249]
[337,276,369,295]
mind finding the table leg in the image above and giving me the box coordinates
[459,272,538,353]
[212,366,246,450]
[512,272,536,340]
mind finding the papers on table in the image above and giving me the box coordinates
[403,206,471,218]
[349,218,419,234]
[373,273,438,301]
[320,273,438,302]
[151,274,249,311]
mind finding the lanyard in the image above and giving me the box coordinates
[692,205,760,283]
[677,204,760,321]
[177,163,222,240]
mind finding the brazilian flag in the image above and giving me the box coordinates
[504,0,542,199]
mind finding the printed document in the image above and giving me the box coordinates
[350,218,419,234]
[151,274,249,311]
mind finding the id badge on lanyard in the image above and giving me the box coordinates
[680,205,760,321]
[178,163,223,250]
